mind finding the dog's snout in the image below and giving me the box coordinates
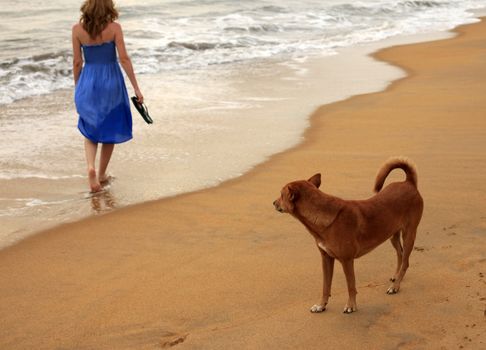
[273,199,285,213]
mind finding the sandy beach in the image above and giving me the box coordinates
[1,17,486,350]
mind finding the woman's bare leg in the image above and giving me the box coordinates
[84,138,101,192]
[99,143,115,183]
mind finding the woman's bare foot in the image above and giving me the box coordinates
[98,173,113,186]
[88,168,102,192]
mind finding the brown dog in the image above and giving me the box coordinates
[273,157,423,313]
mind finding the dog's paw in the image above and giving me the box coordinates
[386,286,399,294]
[343,306,356,314]
[310,304,326,313]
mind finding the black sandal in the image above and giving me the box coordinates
[131,96,153,124]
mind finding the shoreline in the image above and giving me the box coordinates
[0,26,460,250]
[1,18,486,349]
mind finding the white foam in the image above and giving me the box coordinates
[25,198,75,207]
[0,173,85,180]
[0,197,77,218]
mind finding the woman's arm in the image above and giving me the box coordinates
[114,22,144,103]
[72,24,83,85]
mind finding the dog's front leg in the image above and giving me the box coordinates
[341,259,358,314]
[311,250,335,313]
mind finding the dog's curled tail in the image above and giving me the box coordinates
[374,157,418,193]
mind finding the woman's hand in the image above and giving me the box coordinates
[135,89,144,104]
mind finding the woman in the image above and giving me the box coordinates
[72,0,143,192]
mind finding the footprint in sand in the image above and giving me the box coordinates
[413,246,427,252]
[440,223,460,236]
[160,332,189,348]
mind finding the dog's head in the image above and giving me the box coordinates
[273,173,321,214]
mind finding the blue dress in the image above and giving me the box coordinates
[75,41,132,144]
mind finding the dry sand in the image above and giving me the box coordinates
[1,19,486,350]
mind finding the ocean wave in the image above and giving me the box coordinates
[0,50,72,105]
[402,1,446,8]
[168,41,225,51]
[257,5,288,13]
[0,0,484,105]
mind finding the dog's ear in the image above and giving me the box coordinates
[286,184,299,202]
[308,173,321,188]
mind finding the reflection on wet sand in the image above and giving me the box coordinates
[90,189,116,214]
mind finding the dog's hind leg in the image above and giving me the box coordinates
[387,229,417,294]
[390,231,403,282]
[341,259,358,313]
[311,250,335,313]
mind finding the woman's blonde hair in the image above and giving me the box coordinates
[80,0,119,39]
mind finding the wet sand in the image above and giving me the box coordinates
[1,19,486,350]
